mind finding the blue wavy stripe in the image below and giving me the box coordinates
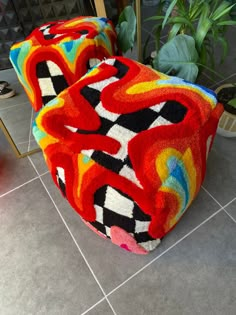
[171,163,189,209]
[157,77,217,105]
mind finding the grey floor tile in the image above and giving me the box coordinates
[0,102,32,145]
[28,138,39,151]
[41,173,220,294]
[0,68,19,85]
[109,211,236,315]
[16,141,29,153]
[210,73,236,89]
[203,135,236,205]
[0,129,37,195]
[29,151,48,176]
[158,186,220,251]
[0,179,103,315]
[85,300,114,315]
[16,140,39,154]
[225,199,236,221]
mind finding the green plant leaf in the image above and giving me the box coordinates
[211,2,236,21]
[168,23,182,41]
[155,24,162,51]
[195,2,212,51]
[167,16,195,33]
[228,98,236,108]
[162,0,178,29]
[153,34,199,82]
[116,6,136,53]
[211,0,221,14]
[189,0,205,20]
[217,20,236,26]
[145,16,165,22]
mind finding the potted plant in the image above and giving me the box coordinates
[215,84,236,137]
[144,0,236,83]
[116,4,137,53]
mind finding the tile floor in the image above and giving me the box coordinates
[0,8,236,315]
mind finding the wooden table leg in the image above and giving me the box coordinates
[94,0,107,17]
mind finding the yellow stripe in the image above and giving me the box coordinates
[159,186,182,228]
[36,97,64,137]
[77,154,95,197]
[182,148,197,205]
[127,82,215,108]
[155,148,182,183]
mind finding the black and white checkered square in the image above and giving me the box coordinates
[39,24,61,40]
[89,185,160,251]
[55,165,160,251]
[36,60,69,105]
[76,59,187,185]
[55,59,188,251]
[56,167,66,197]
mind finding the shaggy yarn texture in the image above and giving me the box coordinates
[33,56,223,254]
[10,16,117,111]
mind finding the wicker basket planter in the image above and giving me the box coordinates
[216,84,236,138]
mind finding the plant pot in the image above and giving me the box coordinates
[216,84,236,138]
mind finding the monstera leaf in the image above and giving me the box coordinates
[153,34,199,82]
[116,5,136,53]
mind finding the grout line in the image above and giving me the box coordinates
[105,206,223,298]
[160,34,168,40]
[40,177,118,315]
[222,197,236,209]
[201,185,223,207]
[223,209,236,224]
[80,297,106,315]
[209,73,236,89]
[0,176,39,198]
[28,157,117,315]
[142,27,155,40]
[202,187,236,210]
[16,139,36,146]
[27,107,34,152]
[39,170,50,177]
[200,72,217,85]
[0,101,30,112]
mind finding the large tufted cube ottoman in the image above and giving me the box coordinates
[33,57,223,254]
[10,16,117,111]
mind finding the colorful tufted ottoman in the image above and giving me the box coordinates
[33,57,223,254]
[10,16,117,111]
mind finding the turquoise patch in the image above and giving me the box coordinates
[46,98,60,107]
[59,39,83,63]
[10,48,21,74]
[82,155,91,164]
[32,125,47,143]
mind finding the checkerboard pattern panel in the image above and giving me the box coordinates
[36,60,69,105]
[39,24,60,40]
[90,185,161,251]
[77,59,187,184]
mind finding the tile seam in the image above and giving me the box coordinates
[28,157,117,315]
[0,176,39,198]
[106,206,224,298]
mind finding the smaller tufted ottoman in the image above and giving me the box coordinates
[10,16,117,111]
[33,57,223,254]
